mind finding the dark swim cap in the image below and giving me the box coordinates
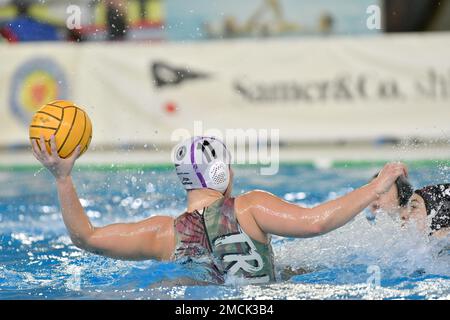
[372,173,413,207]
[414,184,450,232]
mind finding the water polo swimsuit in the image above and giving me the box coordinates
[172,196,276,284]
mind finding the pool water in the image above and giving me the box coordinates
[0,164,449,299]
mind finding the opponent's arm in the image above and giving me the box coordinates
[242,163,407,238]
[32,135,174,260]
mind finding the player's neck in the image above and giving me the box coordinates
[186,189,224,213]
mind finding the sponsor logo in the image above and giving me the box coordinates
[9,57,68,125]
[151,61,209,88]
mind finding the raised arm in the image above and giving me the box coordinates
[32,136,174,261]
[238,162,407,239]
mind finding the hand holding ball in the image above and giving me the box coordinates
[29,100,92,158]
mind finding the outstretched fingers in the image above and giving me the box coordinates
[31,139,43,161]
[68,145,81,162]
[39,135,50,159]
[49,135,60,159]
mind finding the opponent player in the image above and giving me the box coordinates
[402,184,450,238]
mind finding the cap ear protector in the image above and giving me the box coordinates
[172,136,231,193]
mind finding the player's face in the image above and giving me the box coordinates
[401,194,428,232]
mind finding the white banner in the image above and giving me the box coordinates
[1,33,450,148]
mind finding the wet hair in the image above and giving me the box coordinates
[414,184,450,232]
[372,173,414,207]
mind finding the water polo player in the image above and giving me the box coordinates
[402,184,450,238]
[32,135,408,285]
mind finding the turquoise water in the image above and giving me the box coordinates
[0,164,449,299]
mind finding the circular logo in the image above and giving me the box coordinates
[9,57,68,125]
[176,146,187,160]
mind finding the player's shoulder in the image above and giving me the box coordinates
[147,214,175,224]
[236,189,277,204]
[235,190,279,215]
[234,190,271,243]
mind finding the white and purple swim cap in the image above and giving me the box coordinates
[172,136,231,193]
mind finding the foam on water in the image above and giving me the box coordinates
[275,211,450,279]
